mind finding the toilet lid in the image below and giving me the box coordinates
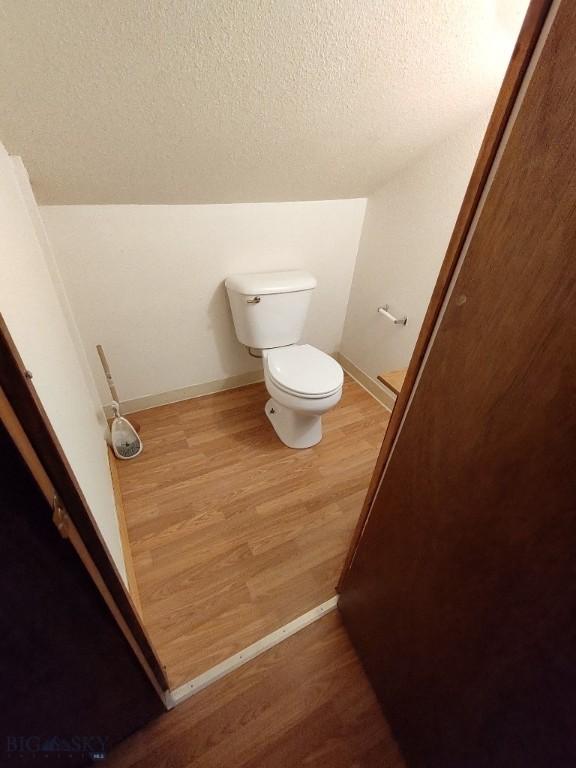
[266,345,343,398]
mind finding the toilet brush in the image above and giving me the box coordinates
[96,344,143,459]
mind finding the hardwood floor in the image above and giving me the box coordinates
[117,375,389,687]
[105,611,406,768]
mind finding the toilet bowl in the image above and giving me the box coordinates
[263,344,343,449]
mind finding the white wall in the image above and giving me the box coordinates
[0,143,127,584]
[340,115,489,379]
[41,199,367,406]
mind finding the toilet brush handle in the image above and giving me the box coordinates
[96,344,120,402]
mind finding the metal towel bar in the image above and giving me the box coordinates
[377,305,407,326]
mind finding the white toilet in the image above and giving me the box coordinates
[225,270,343,449]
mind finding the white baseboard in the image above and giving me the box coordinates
[106,369,264,416]
[337,353,395,411]
[105,353,392,417]
[168,596,339,708]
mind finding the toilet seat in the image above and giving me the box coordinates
[264,344,343,399]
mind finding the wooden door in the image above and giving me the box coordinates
[0,421,165,764]
[339,2,576,767]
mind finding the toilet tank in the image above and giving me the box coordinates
[225,270,317,349]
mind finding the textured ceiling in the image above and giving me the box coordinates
[0,0,527,204]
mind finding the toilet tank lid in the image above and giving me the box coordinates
[225,270,317,295]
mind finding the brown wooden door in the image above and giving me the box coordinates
[339,2,576,767]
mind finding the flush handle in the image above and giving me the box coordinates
[246,296,261,304]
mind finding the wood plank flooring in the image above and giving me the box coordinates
[117,375,389,687]
[105,611,406,768]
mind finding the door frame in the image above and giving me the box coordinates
[0,314,169,698]
[338,0,553,588]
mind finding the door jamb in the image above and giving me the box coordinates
[0,314,169,696]
[337,0,553,589]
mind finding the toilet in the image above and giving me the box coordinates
[225,270,343,449]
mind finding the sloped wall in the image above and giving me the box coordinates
[340,116,489,381]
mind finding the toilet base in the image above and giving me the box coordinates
[265,398,322,449]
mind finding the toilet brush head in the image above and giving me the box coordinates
[111,415,143,460]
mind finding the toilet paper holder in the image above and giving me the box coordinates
[377,305,407,326]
